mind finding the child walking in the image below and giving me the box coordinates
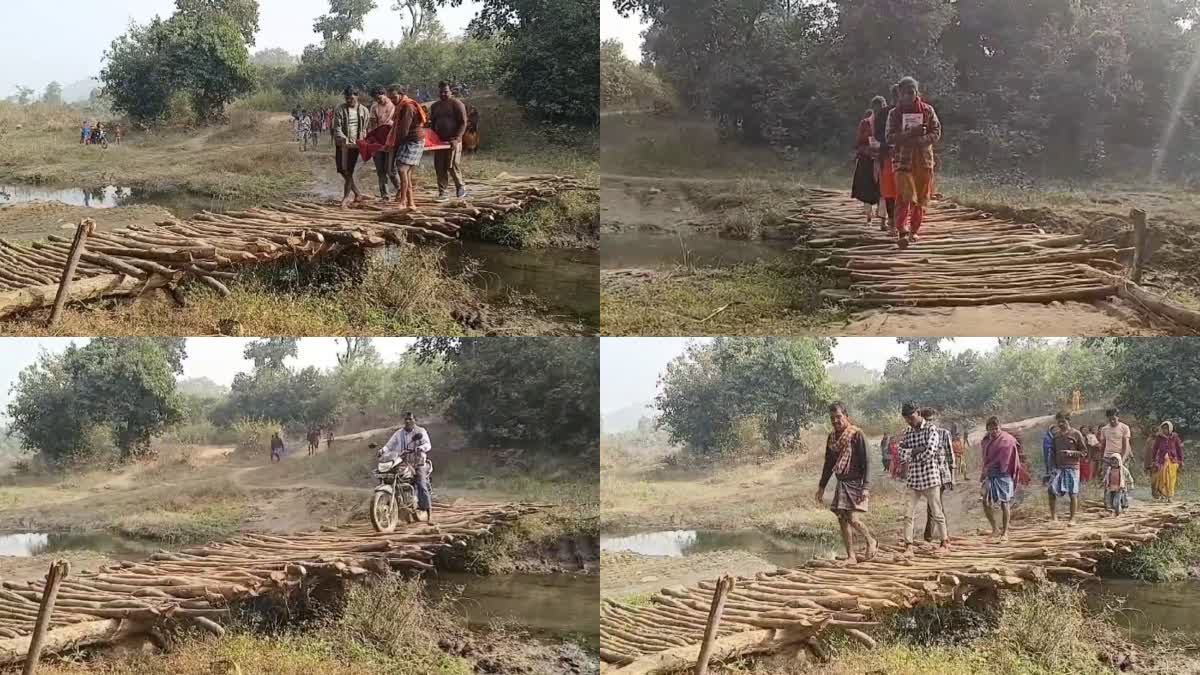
[1104,454,1133,516]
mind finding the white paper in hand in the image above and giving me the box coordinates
[902,113,924,132]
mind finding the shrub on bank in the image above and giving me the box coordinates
[233,418,281,455]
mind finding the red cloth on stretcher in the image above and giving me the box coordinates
[358,125,451,161]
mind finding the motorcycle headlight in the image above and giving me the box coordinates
[377,461,395,472]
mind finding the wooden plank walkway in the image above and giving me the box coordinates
[0,500,542,665]
[794,189,1130,308]
[600,500,1199,673]
[0,174,589,318]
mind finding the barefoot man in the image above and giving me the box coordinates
[333,87,370,207]
[1047,411,1088,524]
[816,401,878,563]
[980,416,1020,541]
[386,84,426,208]
[898,401,948,552]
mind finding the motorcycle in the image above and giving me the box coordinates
[367,441,433,533]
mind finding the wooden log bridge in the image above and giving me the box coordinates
[0,174,589,319]
[793,189,1134,309]
[600,500,1200,673]
[0,500,544,666]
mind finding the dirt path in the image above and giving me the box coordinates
[601,173,1168,336]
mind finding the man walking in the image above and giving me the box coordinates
[921,407,955,543]
[1099,407,1133,464]
[980,417,1020,541]
[1047,411,1088,524]
[368,87,398,199]
[333,87,370,208]
[386,85,426,208]
[429,81,468,200]
[898,401,948,552]
[816,402,878,564]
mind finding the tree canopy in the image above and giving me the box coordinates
[656,338,836,457]
[101,2,257,122]
[416,337,599,454]
[617,0,1200,178]
[6,339,187,464]
[1098,338,1200,435]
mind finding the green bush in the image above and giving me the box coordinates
[233,419,281,455]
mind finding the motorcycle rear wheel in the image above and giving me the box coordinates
[370,491,398,533]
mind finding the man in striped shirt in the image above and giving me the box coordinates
[898,401,948,551]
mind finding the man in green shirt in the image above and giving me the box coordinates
[333,87,370,208]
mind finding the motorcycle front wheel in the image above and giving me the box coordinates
[370,491,398,533]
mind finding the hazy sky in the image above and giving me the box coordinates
[0,0,482,98]
[602,0,644,60]
[0,338,416,410]
[599,337,1005,414]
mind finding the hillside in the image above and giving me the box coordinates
[602,400,656,434]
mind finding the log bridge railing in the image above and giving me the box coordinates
[600,501,1200,674]
[794,189,1200,331]
[0,174,589,319]
[0,501,544,666]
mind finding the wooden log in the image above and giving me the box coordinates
[22,560,69,675]
[1080,266,1200,332]
[47,220,95,328]
[1130,208,1149,283]
[695,575,734,675]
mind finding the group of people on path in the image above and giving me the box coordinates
[818,403,1187,563]
[851,76,941,250]
[79,120,122,147]
[293,107,333,151]
[329,82,470,208]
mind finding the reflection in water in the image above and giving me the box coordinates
[430,572,598,638]
[0,531,160,559]
[1085,578,1200,646]
[600,529,836,569]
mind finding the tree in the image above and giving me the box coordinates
[6,339,186,464]
[465,0,599,122]
[243,337,298,370]
[337,337,378,365]
[251,47,298,67]
[393,0,439,40]
[415,338,598,454]
[12,85,34,105]
[656,338,836,457]
[174,0,260,45]
[1106,338,1200,435]
[101,9,255,122]
[314,0,378,42]
[42,82,63,105]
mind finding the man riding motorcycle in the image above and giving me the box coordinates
[378,412,433,522]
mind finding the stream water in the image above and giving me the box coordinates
[0,531,161,559]
[600,528,838,569]
[601,231,791,271]
[0,184,598,328]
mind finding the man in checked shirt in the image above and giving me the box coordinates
[898,401,949,551]
[920,407,956,543]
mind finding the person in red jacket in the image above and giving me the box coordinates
[885,77,942,249]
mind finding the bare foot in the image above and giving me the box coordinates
[845,555,858,565]
[865,538,878,561]
[1066,518,1076,527]
[339,198,353,209]
[999,533,1008,543]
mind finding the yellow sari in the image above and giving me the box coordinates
[1154,458,1179,498]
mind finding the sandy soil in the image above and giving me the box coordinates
[600,550,777,599]
[0,550,115,586]
[0,201,177,241]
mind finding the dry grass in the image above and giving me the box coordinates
[600,437,906,540]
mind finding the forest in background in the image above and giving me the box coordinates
[3,337,598,469]
[5,0,598,126]
[610,0,1200,181]
[608,337,1199,463]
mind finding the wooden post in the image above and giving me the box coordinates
[47,218,95,327]
[22,560,70,675]
[1130,208,1148,284]
[695,574,735,675]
